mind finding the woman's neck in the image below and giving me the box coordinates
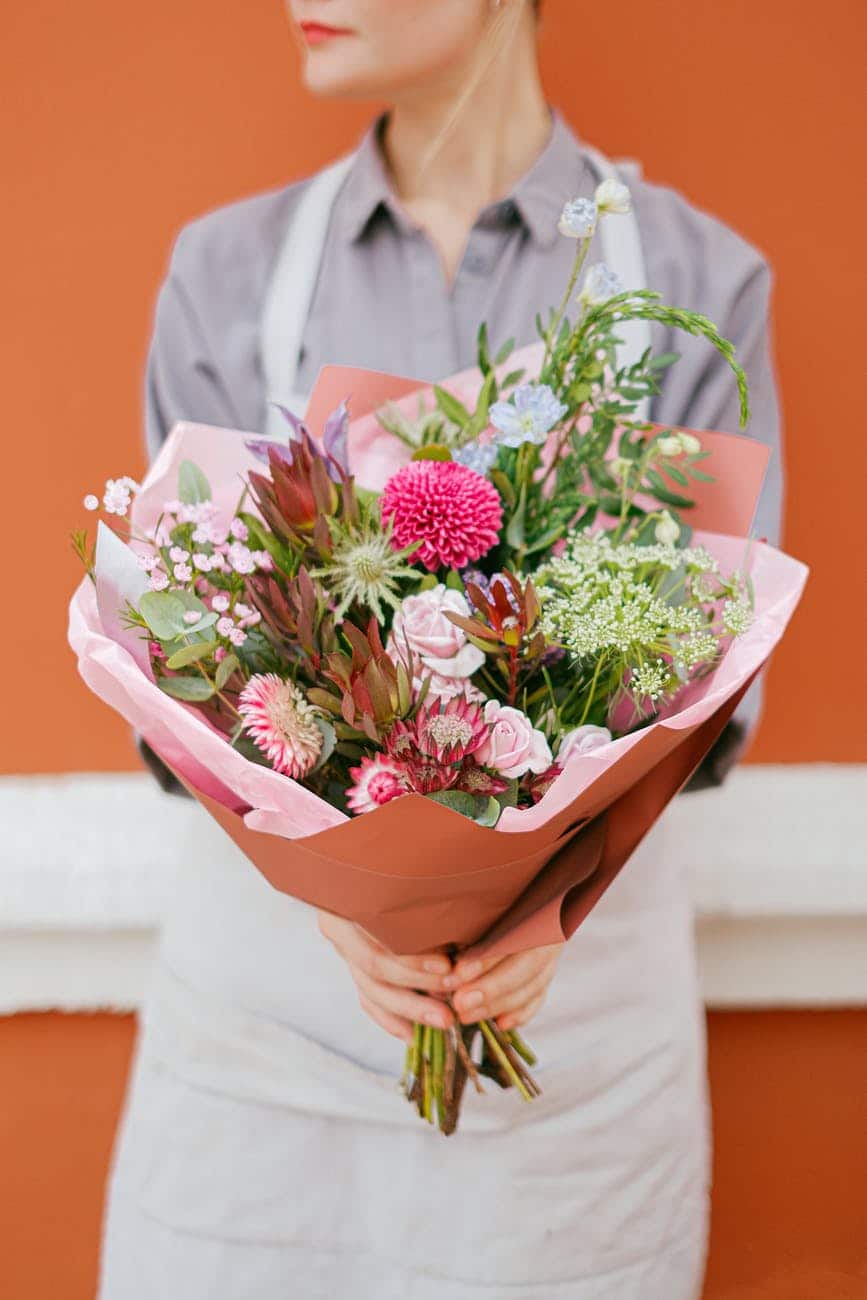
[380,12,551,256]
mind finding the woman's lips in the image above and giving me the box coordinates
[299,21,352,45]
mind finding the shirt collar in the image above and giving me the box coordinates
[337,105,588,251]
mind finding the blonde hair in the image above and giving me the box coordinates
[416,0,539,182]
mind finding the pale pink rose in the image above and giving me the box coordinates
[557,724,613,766]
[389,584,484,683]
[475,701,552,778]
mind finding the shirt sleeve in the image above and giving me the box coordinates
[654,247,785,787]
[143,226,244,461]
[655,254,784,549]
[139,224,243,796]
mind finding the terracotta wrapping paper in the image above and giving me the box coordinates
[68,356,808,961]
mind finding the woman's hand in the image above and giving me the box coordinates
[317,911,454,1043]
[444,943,563,1032]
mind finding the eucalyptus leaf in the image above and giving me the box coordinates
[157,675,215,702]
[139,591,187,639]
[178,460,212,506]
[215,652,240,690]
[312,717,337,771]
[425,789,501,826]
[166,639,217,669]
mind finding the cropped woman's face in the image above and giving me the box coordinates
[287,1,494,100]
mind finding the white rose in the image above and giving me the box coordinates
[594,178,632,215]
[475,701,552,778]
[389,585,484,681]
[558,724,613,765]
[654,510,681,545]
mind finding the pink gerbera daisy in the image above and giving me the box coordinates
[380,460,503,572]
[238,673,323,779]
[347,754,409,814]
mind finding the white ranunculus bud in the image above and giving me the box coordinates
[654,510,681,545]
[656,434,684,457]
[594,178,632,215]
[678,432,702,456]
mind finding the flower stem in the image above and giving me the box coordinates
[543,238,591,373]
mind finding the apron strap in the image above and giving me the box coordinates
[260,152,356,438]
[259,140,652,437]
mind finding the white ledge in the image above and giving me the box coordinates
[1,767,865,1012]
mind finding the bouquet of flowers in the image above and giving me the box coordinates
[69,179,807,1133]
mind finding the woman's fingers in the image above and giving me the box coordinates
[318,912,451,991]
[358,993,414,1043]
[444,949,502,989]
[354,968,453,1030]
[452,945,562,1024]
[497,991,547,1032]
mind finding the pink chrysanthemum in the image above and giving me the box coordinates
[238,673,323,779]
[347,754,409,814]
[380,460,503,572]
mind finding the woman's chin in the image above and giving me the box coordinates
[300,49,384,101]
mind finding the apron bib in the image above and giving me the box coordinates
[99,143,708,1300]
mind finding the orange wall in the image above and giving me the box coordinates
[2,1011,866,1297]
[3,0,866,771]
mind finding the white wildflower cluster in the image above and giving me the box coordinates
[536,532,749,711]
[629,659,669,702]
[721,596,754,636]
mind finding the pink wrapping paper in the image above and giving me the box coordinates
[68,358,807,959]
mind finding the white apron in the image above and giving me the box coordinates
[99,148,710,1300]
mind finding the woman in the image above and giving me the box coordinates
[101,2,782,1296]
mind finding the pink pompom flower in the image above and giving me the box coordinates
[238,674,323,779]
[346,754,409,815]
[380,460,503,572]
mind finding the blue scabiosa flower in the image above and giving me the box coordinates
[557,196,597,239]
[453,440,500,477]
[489,383,568,448]
[578,262,624,306]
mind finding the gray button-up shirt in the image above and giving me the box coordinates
[142,104,783,783]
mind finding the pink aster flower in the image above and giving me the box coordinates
[346,754,409,814]
[380,460,503,571]
[228,626,247,647]
[238,674,324,779]
[216,616,234,637]
[173,562,193,583]
[211,593,230,613]
[229,517,249,542]
[148,569,169,591]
